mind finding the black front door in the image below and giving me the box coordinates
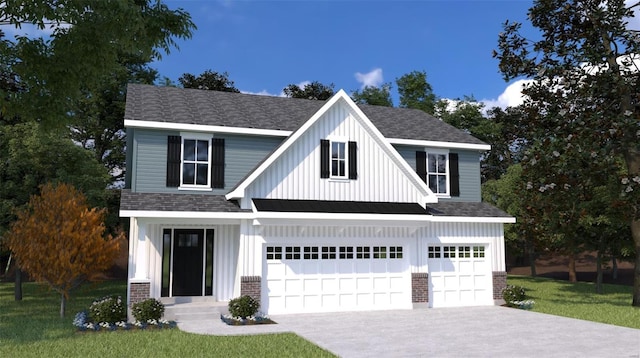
[172,229,204,296]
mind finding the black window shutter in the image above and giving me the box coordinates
[450,153,460,197]
[211,138,225,189]
[166,136,181,187]
[348,141,357,180]
[320,139,330,178]
[416,151,427,183]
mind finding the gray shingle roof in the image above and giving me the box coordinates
[120,190,248,212]
[125,84,487,145]
[427,201,512,218]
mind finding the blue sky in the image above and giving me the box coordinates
[154,0,537,109]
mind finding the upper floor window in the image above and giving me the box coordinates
[182,138,211,187]
[320,139,357,180]
[167,135,225,189]
[331,141,347,178]
[416,150,459,197]
[427,153,448,194]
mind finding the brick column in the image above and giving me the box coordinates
[492,271,507,300]
[130,281,150,305]
[411,273,428,303]
[240,276,261,305]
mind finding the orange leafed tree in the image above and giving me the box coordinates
[5,183,123,317]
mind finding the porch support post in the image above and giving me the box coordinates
[133,218,149,280]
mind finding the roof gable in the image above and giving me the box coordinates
[226,90,436,205]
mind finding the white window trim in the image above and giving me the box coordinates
[425,149,450,197]
[329,136,349,180]
[179,132,213,190]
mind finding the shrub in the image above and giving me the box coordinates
[131,298,165,322]
[89,295,126,323]
[228,295,260,319]
[502,284,527,307]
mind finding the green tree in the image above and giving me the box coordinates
[396,70,437,114]
[494,0,640,303]
[283,81,335,100]
[351,84,393,107]
[5,183,123,317]
[0,0,195,125]
[179,70,240,92]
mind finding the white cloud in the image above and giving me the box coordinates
[481,79,532,110]
[240,89,282,97]
[354,68,383,88]
[625,0,640,31]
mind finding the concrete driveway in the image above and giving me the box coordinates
[178,306,640,357]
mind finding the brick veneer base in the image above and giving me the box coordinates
[492,271,507,300]
[130,282,150,306]
[240,276,261,305]
[411,273,428,303]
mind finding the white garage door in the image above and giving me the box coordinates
[428,245,493,307]
[265,244,412,314]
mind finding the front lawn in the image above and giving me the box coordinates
[0,280,335,358]
[508,275,640,329]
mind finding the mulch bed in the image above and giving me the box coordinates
[220,314,276,326]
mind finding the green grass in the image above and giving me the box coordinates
[508,275,640,329]
[0,280,335,358]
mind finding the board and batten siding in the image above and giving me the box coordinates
[393,145,482,202]
[244,102,428,205]
[130,129,282,194]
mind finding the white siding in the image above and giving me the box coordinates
[243,102,426,206]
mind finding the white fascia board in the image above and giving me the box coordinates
[429,216,516,224]
[388,138,491,151]
[225,90,351,200]
[124,119,291,138]
[119,210,254,220]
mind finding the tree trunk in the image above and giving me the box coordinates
[632,219,640,306]
[527,237,537,277]
[568,254,577,283]
[14,267,22,301]
[596,250,603,294]
[624,149,640,306]
[612,255,618,280]
[60,293,66,318]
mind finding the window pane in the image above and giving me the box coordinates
[196,140,209,161]
[427,154,437,172]
[338,161,345,176]
[437,154,447,173]
[183,163,195,184]
[332,160,339,176]
[196,163,208,185]
[428,174,438,192]
[184,140,196,161]
[438,175,447,193]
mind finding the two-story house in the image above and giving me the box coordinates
[120,84,514,315]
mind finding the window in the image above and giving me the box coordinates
[322,246,336,259]
[356,246,370,259]
[331,141,347,178]
[390,246,403,259]
[473,246,485,258]
[339,246,353,259]
[285,246,301,260]
[427,153,448,194]
[443,246,456,258]
[266,246,282,260]
[320,139,357,179]
[182,139,210,186]
[416,151,459,197]
[459,246,471,258]
[428,246,441,258]
[166,135,225,189]
[373,246,387,259]
[304,246,319,259]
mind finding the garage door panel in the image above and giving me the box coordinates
[265,243,411,314]
[428,244,492,308]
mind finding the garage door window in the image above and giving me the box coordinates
[267,246,404,261]
[286,246,301,259]
[459,246,471,258]
[339,246,353,259]
[443,246,455,258]
[428,246,441,258]
[266,246,282,260]
[473,246,485,258]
